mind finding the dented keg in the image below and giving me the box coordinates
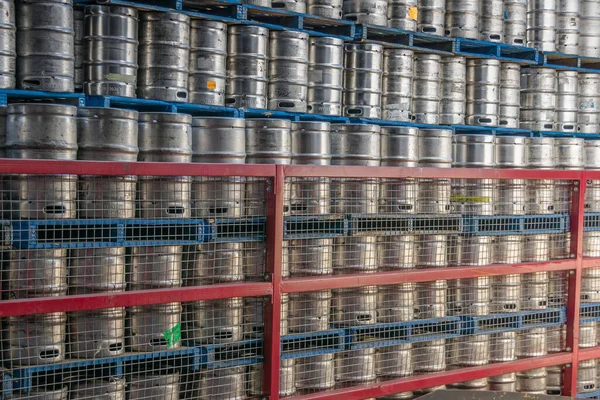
[129,303,181,351]
[191,117,245,219]
[556,0,579,54]
[520,68,557,131]
[226,25,269,109]
[129,372,179,400]
[417,0,445,35]
[6,312,66,365]
[288,290,332,332]
[579,0,600,57]
[295,354,335,391]
[269,30,309,112]
[308,36,344,116]
[0,0,15,89]
[335,348,376,384]
[343,43,383,118]
[527,0,557,52]
[499,63,521,128]
[382,49,414,121]
[68,307,125,358]
[308,0,343,18]
[388,0,418,30]
[138,12,190,102]
[413,54,441,124]
[84,6,138,97]
[445,0,478,38]
[189,20,227,106]
[342,0,388,26]
[70,378,125,400]
[505,0,528,45]
[184,298,243,344]
[480,0,504,42]
[331,286,378,325]
[440,56,466,125]
[466,59,500,126]
[578,73,600,134]
[16,0,74,92]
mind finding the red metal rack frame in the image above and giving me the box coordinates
[0,159,595,400]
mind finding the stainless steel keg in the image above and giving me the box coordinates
[0,106,5,157]
[388,0,418,30]
[330,123,380,213]
[287,238,333,277]
[184,298,243,344]
[129,372,179,400]
[288,289,332,332]
[445,0,479,38]
[517,328,548,358]
[295,354,335,392]
[6,104,77,219]
[416,280,447,318]
[70,378,125,400]
[440,56,466,125]
[417,130,452,214]
[342,0,388,26]
[189,20,227,106]
[504,0,528,46]
[480,0,504,41]
[380,126,418,213]
[69,247,126,294]
[580,0,600,57]
[377,282,416,322]
[188,242,244,285]
[16,0,74,92]
[555,70,579,132]
[414,339,446,372]
[84,6,138,97]
[546,364,563,395]
[138,113,192,218]
[520,68,557,131]
[226,25,269,109]
[582,264,600,302]
[522,271,550,311]
[448,276,491,316]
[290,121,331,214]
[495,137,527,215]
[244,241,268,280]
[382,48,414,121]
[8,249,67,298]
[547,325,565,353]
[129,302,181,351]
[77,107,138,219]
[331,286,378,325]
[489,331,517,391]
[73,8,83,91]
[191,117,245,219]
[417,234,448,268]
[335,348,376,385]
[377,235,416,271]
[333,236,378,274]
[249,359,296,397]
[580,321,598,348]
[412,54,441,124]
[584,231,600,257]
[500,63,521,128]
[466,59,500,126]
[0,0,15,89]
[585,141,600,212]
[308,0,343,18]
[12,386,68,400]
[269,30,309,112]
[417,0,445,34]
[138,12,190,102]
[527,0,557,51]
[68,307,125,358]
[579,360,598,393]
[516,367,548,394]
[556,0,579,54]
[131,245,182,290]
[526,137,556,214]
[376,344,413,378]
[308,36,344,116]
[578,73,600,134]
[343,43,383,118]
[6,312,66,365]
[554,138,583,214]
[243,295,289,337]
[273,0,307,12]
[524,234,551,262]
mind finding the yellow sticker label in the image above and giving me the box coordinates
[408,6,418,20]
[207,81,217,89]
[450,195,491,203]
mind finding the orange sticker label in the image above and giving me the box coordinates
[207,81,217,89]
[408,6,418,20]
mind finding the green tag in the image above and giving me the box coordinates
[163,323,181,348]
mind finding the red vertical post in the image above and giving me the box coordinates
[563,173,586,396]
[263,165,284,400]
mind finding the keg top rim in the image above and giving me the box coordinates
[495,136,527,144]
[229,24,269,34]
[245,118,292,128]
[77,107,139,118]
[309,36,345,45]
[192,116,245,127]
[86,5,139,17]
[7,103,77,115]
[525,137,555,144]
[291,121,331,130]
[139,11,190,23]
[454,134,495,143]
[380,126,419,135]
[138,112,193,123]
[331,123,381,133]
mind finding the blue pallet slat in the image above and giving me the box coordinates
[203,339,263,369]
[455,38,539,64]
[410,31,456,54]
[0,89,85,107]
[539,51,581,69]
[346,213,464,236]
[204,217,266,242]
[578,390,600,399]
[452,124,534,137]
[532,131,600,139]
[582,213,600,232]
[284,215,347,239]
[281,329,346,359]
[580,302,600,323]
[86,95,240,116]
[460,308,565,335]
[461,214,569,236]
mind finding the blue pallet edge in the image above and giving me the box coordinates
[347,213,463,235]
[281,329,346,359]
[0,89,85,107]
[579,390,600,399]
[580,302,600,323]
[455,37,538,64]
[460,308,566,335]
[284,214,348,239]
[461,214,570,236]
[584,213,600,232]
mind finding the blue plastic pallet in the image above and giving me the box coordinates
[343,316,462,350]
[461,214,570,236]
[347,213,463,236]
[455,38,538,64]
[8,347,200,394]
[460,308,566,335]
[281,329,346,359]
[204,217,266,242]
[531,131,600,139]
[85,95,240,116]
[241,107,350,123]
[452,124,534,137]
[10,219,208,249]
[284,215,348,239]
[202,339,263,369]
[578,390,600,399]
[355,24,455,55]
[0,89,85,107]
[580,302,600,323]
[584,213,600,232]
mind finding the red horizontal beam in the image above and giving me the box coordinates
[577,346,600,361]
[0,159,277,177]
[287,353,573,400]
[283,165,584,180]
[281,260,576,293]
[0,282,273,317]
[582,257,600,269]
